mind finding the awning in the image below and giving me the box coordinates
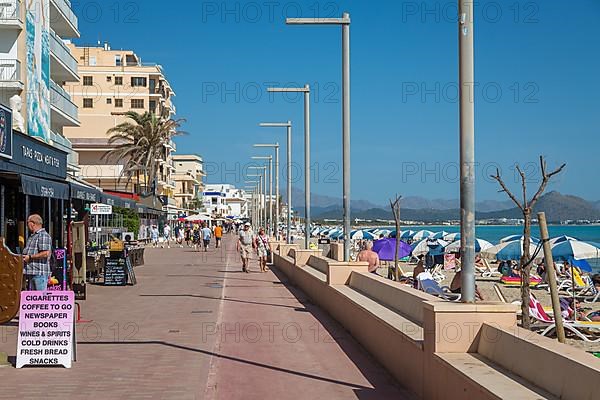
[101,193,125,207]
[136,205,162,215]
[21,175,69,200]
[70,181,101,203]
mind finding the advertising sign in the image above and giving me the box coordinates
[16,291,75,368]
[26,0,51,142]
[90,203,113,215]
[0,103,13,159]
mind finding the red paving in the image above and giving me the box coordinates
[0,235,413,399]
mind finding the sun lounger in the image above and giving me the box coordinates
[501,276,542,287]
[478,259,503,278]
[417,274,460,301]
[529,294,600,343]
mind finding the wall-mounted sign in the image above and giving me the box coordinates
[21,175,69,200]
[0,103,13,160]
[90,204,113,215]
[0,131,67,179]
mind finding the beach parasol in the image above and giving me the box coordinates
[445,238,493,254]
[551,240,600,266]
[412,238,449,257]
[412,230,434,241]
[431,231,449,240]
[443,232,461,242]
[500,235,540,244]
[351,230,376,240]
[373,238,412,261]
[549,235,579,245]
[480,239,541,261]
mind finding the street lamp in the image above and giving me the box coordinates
[252,156,273,237]
[286,13,352,261]
[248,166,267,230]
[245,181,259,226]
[259,121,292,244]
[254,143,280,240]
[267,85,311,249]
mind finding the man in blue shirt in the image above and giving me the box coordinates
[23,214,52,291]
[201,223,212,252]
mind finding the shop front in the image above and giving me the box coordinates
[0,127,68,253]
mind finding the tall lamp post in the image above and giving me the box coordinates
[248,168,267,229]
[259,122,292,244]
[244,182,259,225]
[252,156,273,237]
[286,13,351,260]
[254,143,280,240]
[267,85,311,249]
[459,0,476,303]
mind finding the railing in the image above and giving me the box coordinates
[50,0,78,30]
[0,0,20,21]
[50,29,78,77]
[50,79,78,122]
[0,59,21,82]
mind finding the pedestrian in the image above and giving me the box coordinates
[177,224,185,247]
[214,224,223,248]
[237,222,254,273]
[22,214,52,291]
[151,225,159,247]
[162,224,171,248]
[192,226,201,251]
[185,225,192,247]
[201,223,212,252]
[358,241,380,275]
[255,227,271,273]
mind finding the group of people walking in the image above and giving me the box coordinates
[237,223,272,273]
[150,222,224,251]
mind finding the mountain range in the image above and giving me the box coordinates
[288,190,600,223]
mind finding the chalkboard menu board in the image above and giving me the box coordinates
[104,257,128,286]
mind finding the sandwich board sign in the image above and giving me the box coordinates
[90,203,112,215]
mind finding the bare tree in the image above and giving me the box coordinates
[389,195,402,281]
[490,156,565,328]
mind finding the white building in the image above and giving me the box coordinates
[203,184,248,219]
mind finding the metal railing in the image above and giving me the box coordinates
[0,0,20,21]
[50,79,78,121]
[50,29,78,77]
[0,59,21,82]
[50,0,78,30]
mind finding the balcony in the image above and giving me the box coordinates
[50,29,78,82]
[0,58,22,91]
[0,0,22,29]
[49,0,79,38]
[50,79,79,127]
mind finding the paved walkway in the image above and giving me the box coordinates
[0,235,412,399]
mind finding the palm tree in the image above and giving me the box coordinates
[102,111,186,195]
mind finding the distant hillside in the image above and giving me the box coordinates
[312,192,600,223]
[594,201,600,211]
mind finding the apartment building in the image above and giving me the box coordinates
[172,154,205,214]
[0,0,80,170]
[203,184,248,219]
[63,43,177,207]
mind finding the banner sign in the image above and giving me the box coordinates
[90,203,113,215]
[0,103,13,159]
[16,291,75,368]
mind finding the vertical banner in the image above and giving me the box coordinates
[26,0,51,142]
[16,291,75,368]
[0,103,13,159]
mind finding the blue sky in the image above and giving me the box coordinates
[73,0,600,205]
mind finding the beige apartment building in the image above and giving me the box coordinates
[63,43,177,209]
[172,154,206,213]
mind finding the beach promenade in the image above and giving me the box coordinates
[0,235,412,399]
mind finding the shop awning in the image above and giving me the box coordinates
[101,193,125,207]
[70,181,101,203]
[21,175,69,200]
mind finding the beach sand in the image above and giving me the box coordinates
[375,261,600,353]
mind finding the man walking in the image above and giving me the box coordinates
[201,223,212,252]
[237,222,254,273]
[162,224,171,248]
[214,224,223,248]
[23,214,52,291]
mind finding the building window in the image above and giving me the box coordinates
[83,98,93,108]
[131,99,145,109]
[131,77,147,87]
[115,99,123,108]
[83,76,93,86]
[149,100,156,113]
[106,98,112,104]
[114,76,123,85]
[89,56,97,66]
[115,55,122,66]
[106,76,112,82]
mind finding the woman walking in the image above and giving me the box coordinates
[255,227,271,273]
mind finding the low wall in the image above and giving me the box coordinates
[272,251,600,399]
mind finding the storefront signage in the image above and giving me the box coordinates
[16,291,75,369]
[21,175,69,200]
[0,104,13,160]
[71,183,99,202]
[90,203,113,215]
[104,257,128,286]
[0,131,67,179]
